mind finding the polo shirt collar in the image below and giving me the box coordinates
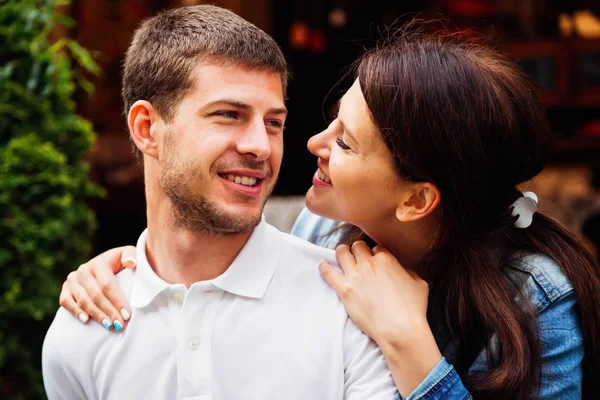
[211,219,281,299]
[130,229,169,309]
[130,219,281,308]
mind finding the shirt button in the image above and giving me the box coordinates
[172,292,183,304]
[188,337,199,350]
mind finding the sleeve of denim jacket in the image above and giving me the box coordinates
[399,292,583,400]
[537,291,583,399]
[290,207,343,249]
[398,357,471,400]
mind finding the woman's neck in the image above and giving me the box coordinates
[359,214,440,277]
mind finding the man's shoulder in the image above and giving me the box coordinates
[267,228,344,303]
[276,227,337,263]
[274,228,341,279]
[42,306,108,395]
[43,269,134,361]
[44,306,105,351]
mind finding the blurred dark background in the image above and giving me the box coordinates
[4,2,600,398]
[67,0,600,257]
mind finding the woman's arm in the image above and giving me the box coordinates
[319,241,472,399]
[59,246,137,331]
[321,241,586,399]
[536,291,583,398]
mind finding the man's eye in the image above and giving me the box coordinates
[336,136,351,150]
[266,120,284,129]
[215,111,238,119]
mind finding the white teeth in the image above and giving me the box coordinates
[317,169,331,184]
[225,174,258,187]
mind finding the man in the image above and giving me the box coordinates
[42,5,396,399]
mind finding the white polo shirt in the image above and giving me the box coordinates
[43,220,396,400]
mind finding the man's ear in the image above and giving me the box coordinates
[395,183,441,222]
[127,100,160,160]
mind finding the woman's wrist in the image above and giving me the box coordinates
[375,319,443,397]
[374,315,431,351]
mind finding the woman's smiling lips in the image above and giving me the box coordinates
[313,168,333,188]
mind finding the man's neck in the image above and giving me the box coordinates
[145,202,253,288]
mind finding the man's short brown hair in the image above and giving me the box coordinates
[122,5,287,154]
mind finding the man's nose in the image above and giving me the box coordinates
[237,120,272,161]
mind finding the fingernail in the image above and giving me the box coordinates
[114,320,123,332]
[102,318,112,330]
[78,313,89,324]
[124,256,137,267]
[120,308,131,321]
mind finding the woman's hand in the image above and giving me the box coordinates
[319,241,442,397]
[319,241,430,342]
[59,246,137,332]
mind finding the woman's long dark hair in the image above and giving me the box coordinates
[346,23,600,399]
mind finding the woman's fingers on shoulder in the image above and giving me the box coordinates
[335,244,356,269]
[67,255,133,331]
[319,260,353,298]
[120,246,137,269]
[372,245,393,259]
[78,273,127,332]
[59,280,89,323]
[88,246,136,274]
[95,265,132,323]
[350,241,373,261]
[319,260,343,283]
[62,278,111,329]
[73,284,117,331]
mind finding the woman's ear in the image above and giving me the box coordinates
[395,183,441,222]
[127,100,159,160]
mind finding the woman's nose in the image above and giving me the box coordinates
[307,120,337,159]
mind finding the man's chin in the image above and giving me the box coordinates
[209,203,264,233]
[226,206,263,224]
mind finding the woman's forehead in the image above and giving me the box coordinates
[338,81,378,144]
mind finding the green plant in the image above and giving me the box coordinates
[0,0,102,398]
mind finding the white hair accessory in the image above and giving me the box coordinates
[510,191,538,228]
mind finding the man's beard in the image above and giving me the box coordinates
[159,135,274,235]
[166,187,265,235]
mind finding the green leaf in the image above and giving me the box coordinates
[78,76,95,95]
[66,39,101,75]
[0,0,100,396]
[54,13,75,28]
[48,37,67,53]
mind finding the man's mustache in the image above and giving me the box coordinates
[212,159,271,179]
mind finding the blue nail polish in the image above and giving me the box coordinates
[102,318,112,330]
[114,320,123,332]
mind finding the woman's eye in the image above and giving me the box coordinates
[336,136,352,150]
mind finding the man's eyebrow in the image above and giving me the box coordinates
[267,107,288,116]
[202,99,287,116]
[203,99,251,110]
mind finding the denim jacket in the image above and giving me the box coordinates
[291,208,584,399]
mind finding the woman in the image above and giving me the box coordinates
[58,26,600,399]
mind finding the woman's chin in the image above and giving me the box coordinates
[305,188,335,219]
